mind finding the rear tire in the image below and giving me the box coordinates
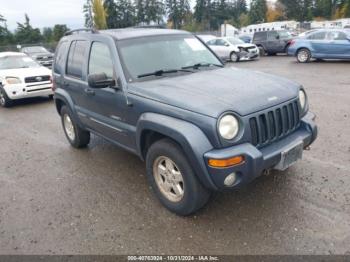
[146,138,211,216]
[297,48,311,63]
[60,106,90,148]
[0,86,13,108]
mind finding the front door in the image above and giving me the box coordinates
[325,31,350,58]
[81,41,134,148]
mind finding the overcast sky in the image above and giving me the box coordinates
[1,0,275,31]
[1,0,86,30]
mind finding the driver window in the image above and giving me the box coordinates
[88,42,114,78]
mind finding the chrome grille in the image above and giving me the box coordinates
[25,75,51,83]
[249,100,300,147]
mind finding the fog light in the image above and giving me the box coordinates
[224,173,237,187]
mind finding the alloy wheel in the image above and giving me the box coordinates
[63,114,76,142]
[153,156,184,203]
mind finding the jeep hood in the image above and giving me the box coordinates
[128,67,300,118]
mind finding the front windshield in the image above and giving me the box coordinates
[0,55,40,70]
[227,38,245,45]
[117,35,222,81]
[23,46,48,53]
[279,31,292,39]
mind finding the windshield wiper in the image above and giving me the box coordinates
[182,63,223,70]
[137,69,193,78]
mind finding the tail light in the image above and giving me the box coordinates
[50,76,56,91]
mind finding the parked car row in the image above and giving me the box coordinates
[0,52,53,107]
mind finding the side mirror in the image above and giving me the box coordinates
[276,35,280,40]
[225,43,230,47]
[88,73,116,89]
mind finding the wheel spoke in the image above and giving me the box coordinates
[172,170,183,183]
[172,184,184,196]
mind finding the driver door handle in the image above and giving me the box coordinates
[84,88,95,96]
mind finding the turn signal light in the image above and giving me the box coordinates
[208,156,245,168]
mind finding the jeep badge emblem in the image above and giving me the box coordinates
[35,76,43,82]
[268,96,278,101]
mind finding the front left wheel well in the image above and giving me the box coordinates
[140,130,167,159]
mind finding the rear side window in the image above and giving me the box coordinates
[88,42,114,78]
[254,32,266,41]
[268,31,278,40]
[308,31,326,40]
[54,41,68,74]
[66,40,88,79]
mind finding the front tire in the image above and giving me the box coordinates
[0,86,13,108]
[60,106,90,148]
[297,48,311,63]
[146,138,211,216]
[230,52,239,62]
[258,46,266,56]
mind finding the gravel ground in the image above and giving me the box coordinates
[0,56,349,255]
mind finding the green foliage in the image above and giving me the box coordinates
[15,14,42,44]
[83,0,94,28]
[105,0,136,28]
[249,0,267,24]
[52,24,70,42]
[166,0,191,29]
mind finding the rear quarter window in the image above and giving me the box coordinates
[54,41,68,74]
[66,40,88,79]
[253,32,266,42]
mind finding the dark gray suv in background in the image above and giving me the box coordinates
[53,28,317,216]
[253,30,293,56]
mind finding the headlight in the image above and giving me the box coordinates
[5,77,22,85]
[218,114,239,140]
[299,89,306,111]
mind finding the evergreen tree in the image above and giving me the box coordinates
[249,0,267,24]
[83,0,94,28]
[166,0,190,28]
[52,24,70,42]
[42,27,53,43]
[15,14,42,44]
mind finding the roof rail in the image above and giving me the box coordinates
[64,28,98,36]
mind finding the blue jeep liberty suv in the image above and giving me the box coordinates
[53,28,318,216]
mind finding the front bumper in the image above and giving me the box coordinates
[238,49,260,60]
[203,112,317,190]
[4,82,53,100]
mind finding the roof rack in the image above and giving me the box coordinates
[64,28,98,36]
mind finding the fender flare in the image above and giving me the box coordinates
[54,88,84,128]
[136,113,218,190]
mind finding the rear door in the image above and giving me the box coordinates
[64,40,90,116]
[309,31,329,56]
